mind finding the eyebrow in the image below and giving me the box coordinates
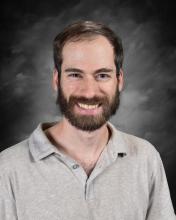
[94,68,113,74]
[65,68,84,73]
[64,68,113,74]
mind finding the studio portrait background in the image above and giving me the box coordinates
[0,0,176,211]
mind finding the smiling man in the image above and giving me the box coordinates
[0,21,175,220]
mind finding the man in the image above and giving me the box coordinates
[0,21,175,220]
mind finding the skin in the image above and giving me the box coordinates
[46,36,124,175]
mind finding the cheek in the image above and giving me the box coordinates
[103,80,118,94]
[60,79,78,97]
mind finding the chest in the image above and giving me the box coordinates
[14,157,150,220]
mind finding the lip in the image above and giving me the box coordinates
[74,103,102,115]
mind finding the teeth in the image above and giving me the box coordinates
[78,103,99,109]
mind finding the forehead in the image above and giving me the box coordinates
[62,36,115,70]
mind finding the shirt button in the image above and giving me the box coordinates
[72,164,79,169]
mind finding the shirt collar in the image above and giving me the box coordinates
[28,122,58,161]
[28,121,129,162]
[107,122,129,158]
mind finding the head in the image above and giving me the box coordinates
[53,21,123,76]
[53,21,124,132]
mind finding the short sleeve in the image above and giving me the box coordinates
[146,152,176,220]
[0,175,18,220]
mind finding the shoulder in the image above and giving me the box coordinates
[117,129,163,172]
[121,130,158,154]
[0,139,31,173]
[113,128,164,176]
[122,130,161,163]
[109,122,160,160]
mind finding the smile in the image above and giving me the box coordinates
[78,103,99,109]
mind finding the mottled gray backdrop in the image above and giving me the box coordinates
[0,0,176,210]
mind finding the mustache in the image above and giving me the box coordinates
[69,96,109,105]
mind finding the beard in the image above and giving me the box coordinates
[57,84,120,132]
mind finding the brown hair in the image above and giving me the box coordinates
[53,21,123,75]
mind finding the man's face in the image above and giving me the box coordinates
[55,36,123,131]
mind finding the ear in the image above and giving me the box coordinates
[118,69,124,92]
[52,68,59,91]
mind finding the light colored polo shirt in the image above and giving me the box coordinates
[0,122,175,220]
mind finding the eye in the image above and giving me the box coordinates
[96,73,111,81]
[68,73,82,78]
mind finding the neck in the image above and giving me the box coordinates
[46,118,110,169]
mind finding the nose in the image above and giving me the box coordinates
[79,77,100,98]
